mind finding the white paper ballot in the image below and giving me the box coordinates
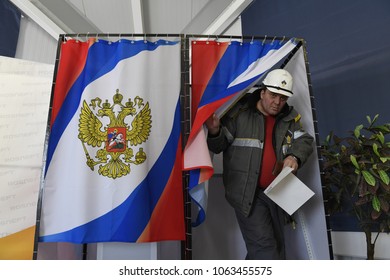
[264,167,315,215]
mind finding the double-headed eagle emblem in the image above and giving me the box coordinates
[78,89,152,179]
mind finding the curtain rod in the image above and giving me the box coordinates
[62,33,182,38]
[60,33,302,43]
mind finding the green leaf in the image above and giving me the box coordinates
[362,170,376,186]
[373,143,380,157]
[325,134,331,145]
[380,157,390,163]
[372,195,381,212]
[378,170,390,185]
[355,169,361,175]
[377,132,385,145]
[374,125,390,133]
[350,155,360,170]
[354,124,363,138]
[372,114,379,125]
[367,115,372,125]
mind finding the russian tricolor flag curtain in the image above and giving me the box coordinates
[39,38,185,243]
[184,39,298,226]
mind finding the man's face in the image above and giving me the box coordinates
[259,89,288,116]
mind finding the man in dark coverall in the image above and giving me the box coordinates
[205,69,314,259]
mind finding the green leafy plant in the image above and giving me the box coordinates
[321,114,390,259]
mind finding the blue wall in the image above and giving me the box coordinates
[241,0,390,140]
[242,0,390,231]
[0,0,21,57]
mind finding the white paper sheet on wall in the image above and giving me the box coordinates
[0,55,53,236]
[264,167,315,215]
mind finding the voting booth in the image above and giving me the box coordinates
[0,34,331,260]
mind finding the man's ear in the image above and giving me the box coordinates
[260,89,266,98]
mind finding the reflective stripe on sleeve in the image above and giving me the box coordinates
[232,138,264,149]
[294,130,307,139]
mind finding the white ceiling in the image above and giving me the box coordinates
[11,0,253,37]
[10,0,253,64]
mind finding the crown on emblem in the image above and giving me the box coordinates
[114,89,123,104]
[102,99,111,109]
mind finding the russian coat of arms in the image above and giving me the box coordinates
[78,89,152,179]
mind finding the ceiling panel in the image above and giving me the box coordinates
[143,0,208,33]
[68,0,135,33]
[31,0,102,33]
[31,0,215,34]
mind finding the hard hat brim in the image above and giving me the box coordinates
[265,85,293,97]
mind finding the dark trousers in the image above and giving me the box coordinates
[235,190,286,260]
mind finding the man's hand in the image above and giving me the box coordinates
[205,113,221,135]
[283,155,299,172]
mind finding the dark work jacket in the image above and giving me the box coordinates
[207,93,314,217]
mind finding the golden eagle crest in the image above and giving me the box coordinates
[78,89,152,179]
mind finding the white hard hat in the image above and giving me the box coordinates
[263,69,293,97]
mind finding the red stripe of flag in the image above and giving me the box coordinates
[191,41,228,122]
[50,39,94,127]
